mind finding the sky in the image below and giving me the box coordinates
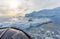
[0,0,60,16]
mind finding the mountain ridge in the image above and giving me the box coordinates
[25,7,60,18]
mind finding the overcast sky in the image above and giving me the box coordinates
[0,0,60,16]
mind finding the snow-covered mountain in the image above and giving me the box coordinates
[0,17,52,30]
[25,7,60,26]
[25,7,60,18]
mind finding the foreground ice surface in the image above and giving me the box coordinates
[25,23,60,39]
[45,37,55,39]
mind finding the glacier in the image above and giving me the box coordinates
[0,18,52,30]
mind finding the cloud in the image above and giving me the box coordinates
[26,0,60,10]
[0,0,60,16]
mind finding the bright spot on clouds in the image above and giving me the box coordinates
[0,0,60,16]
[8,0,21,9]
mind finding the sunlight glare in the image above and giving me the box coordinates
[9,0,21,9]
